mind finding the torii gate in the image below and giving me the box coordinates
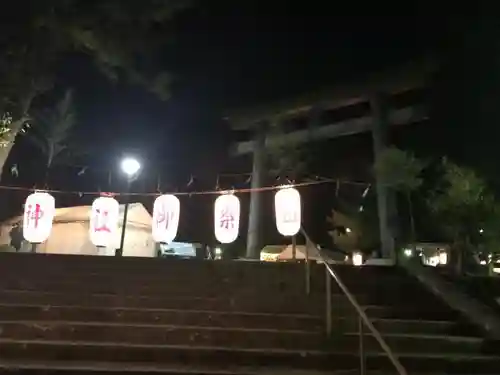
[228,61,435,260]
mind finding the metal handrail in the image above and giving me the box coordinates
[300,228,408,375]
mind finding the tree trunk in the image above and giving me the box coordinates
[0,118,26,181]
[44,147,54,187]
[0,90,36,181]
[407,191,417,254]
[453,238,468,276]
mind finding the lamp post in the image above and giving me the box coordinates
[116,157,141,256]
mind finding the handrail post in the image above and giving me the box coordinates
[359,315,366,375]
[326,265,332,336]
[305,239,310,295]
[301,226,408,375]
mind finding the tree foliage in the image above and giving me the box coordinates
[374,147,425,192]
[428,158,495,244]
[426,158,500,273]
[266,123,308,182]
[0,0,191,179]
[266,144,307,182]
[28,89,76,168]
[374,146,425,248]
[327,192,380,254]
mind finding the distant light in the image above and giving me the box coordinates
[346,227,352,233]
[480,260,487,265]
[121,157,141,177]
[352,252,363,266]
[428,255,439,267]
[362,185,370,198]
[404,249,413,257]
[479,229,484,234]
[439,252,448,265]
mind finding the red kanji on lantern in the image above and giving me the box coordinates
[94,209,111,233]
[26,203,44,229]
[283,211,298,224]
[89,196,119,247]
[157,208,174,228]
[23,192,55,243]
[214,194,240,244]
[152,194,180,244]
[219,207,235,230]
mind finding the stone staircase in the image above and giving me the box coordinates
[325,266,500,374]
[0,253,498,374]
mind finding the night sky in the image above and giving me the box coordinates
[2,2,499,247]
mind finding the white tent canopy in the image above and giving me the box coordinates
[277,244,321,261]
[0,203,155,257]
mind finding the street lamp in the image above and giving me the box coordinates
[121,158,141,177]
[117,157,141,256]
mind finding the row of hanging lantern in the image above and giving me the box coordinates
[22,186,302,247]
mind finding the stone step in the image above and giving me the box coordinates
[10,359,495,375]
[342,304,460,321]
[0,254,311,275]
[396,352,500,374]
[0,281,320,298]
[333,333,487,355]
[333,317,478,336]
[0,360,340,375]
[0,321,325,350]
[0,267,315,282]
[0,289,457,320]
[0,290,321,314]
[0,320,484,354]
[0,254,407,285]
[0,305,322,331]
[0,301,461,333]
[0,282,444,309]
[0,339,339,370]
[0,281,320,297]
[0,267,407,287]
[0,339,499,374]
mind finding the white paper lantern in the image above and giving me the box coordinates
[152,194,180,243]
[275,186,301,236]
[23,192,56,243]
[89,196,120,248]
[214,193,240,244]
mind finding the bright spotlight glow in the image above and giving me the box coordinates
[404,249,413,257]
[121,157,141,177]
[346,227,352,233]
[352,252,363,266]
[479,229,484,234]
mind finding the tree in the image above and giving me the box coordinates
[374,147,425,250]
[27,89,76,182]
[0,0,191,180]
[427,159,497,273]
[327,203,380,255]
[266,123,308,182]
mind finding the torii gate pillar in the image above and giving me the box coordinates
[246,121,267,259]
[371,93,397,260]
